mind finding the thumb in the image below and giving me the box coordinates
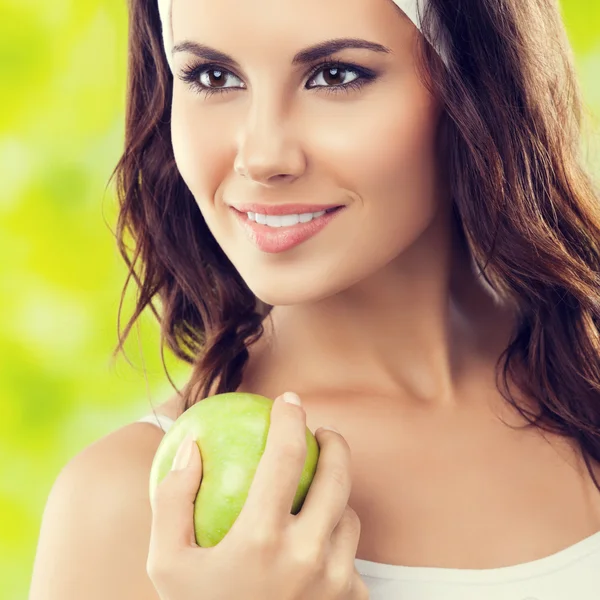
[150,433,204,554]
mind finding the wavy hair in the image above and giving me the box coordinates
[109,0,600,491]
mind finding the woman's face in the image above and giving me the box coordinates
[170,0,445,306]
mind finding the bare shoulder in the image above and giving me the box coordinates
[29,418,171,600]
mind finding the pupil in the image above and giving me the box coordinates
[324,67,343,85]
[209,70,224,87]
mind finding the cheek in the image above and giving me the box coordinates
[350,88,439,204]
[339,87,442,250]
[170,92,231,208]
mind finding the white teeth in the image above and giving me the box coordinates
[248,210,326,227]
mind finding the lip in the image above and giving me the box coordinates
[230,203,344,216]
[230,205,346,253]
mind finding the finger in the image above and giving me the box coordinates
[350,570,370,600]
[320,506,363,599]
[327,505,362,581]
[237,393,307,533]
[294,427,352,545]
[149,434,204,562]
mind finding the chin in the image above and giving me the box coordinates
[248,288,311,307]
[243,276,348,308]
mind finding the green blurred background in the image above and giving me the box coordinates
[1,1,599,598]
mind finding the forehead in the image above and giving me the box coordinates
[170,0,416,52]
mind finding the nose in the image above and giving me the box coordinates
[233,97,306,185]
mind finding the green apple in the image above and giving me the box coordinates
[149,392,320,547]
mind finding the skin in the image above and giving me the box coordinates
[165,0,600,569]
[170,0,515,405]
[27,2,600,597]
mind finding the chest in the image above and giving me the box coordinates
[302,395,600,569]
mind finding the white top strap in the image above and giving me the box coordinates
[137,413,176,433]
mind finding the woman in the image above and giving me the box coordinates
[29,0,600,598]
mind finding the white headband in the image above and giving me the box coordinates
[157,0,448,74]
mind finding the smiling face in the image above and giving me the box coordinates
[170,0,447,306]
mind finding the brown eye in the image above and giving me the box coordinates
[198,68,243,90]
[206,69,226,87]
[322,67,346,85]
[179,60,374,97]
[308,64,360,89]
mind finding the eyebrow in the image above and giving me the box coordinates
[172,37,393,70]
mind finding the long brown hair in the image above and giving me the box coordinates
[109,0,600,491]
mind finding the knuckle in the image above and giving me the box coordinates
[291,542,325,571]
[328,462,350,490]
[249,525,280,553]
[278,437,306,463]
[353,574,370,600]
[325,566,353,596]
[146,553,173,582]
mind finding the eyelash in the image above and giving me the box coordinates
[178,58,377,98]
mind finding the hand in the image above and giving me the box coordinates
[147,393,369,600]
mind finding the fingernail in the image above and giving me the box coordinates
[172,433,195,471]
[281,391,302,406]
[319,425,340,434]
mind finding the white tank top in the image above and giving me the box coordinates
[138,412,600,599]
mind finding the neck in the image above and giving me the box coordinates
[258,204,517,408]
